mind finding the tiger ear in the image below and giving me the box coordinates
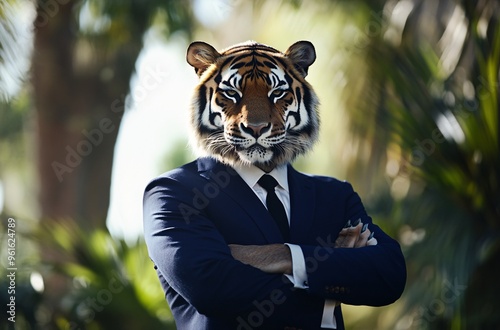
[284,41,316,77]
[187,41,221,77]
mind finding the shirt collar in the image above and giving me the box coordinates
[232,163,289,192]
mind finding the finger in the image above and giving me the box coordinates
[367,233,378,246]
[337,220,362,248]
[334,228,348,248]
[336,220,363,248]
[354,223,371,248]
[334,223,354,248]
[334,220,352,247]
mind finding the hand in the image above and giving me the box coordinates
[228,244,292,275]
[229,220,377,275]
[334,219,377,248]
[333,219,376,307]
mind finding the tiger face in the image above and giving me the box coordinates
[186,40,319,172]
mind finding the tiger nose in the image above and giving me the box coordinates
[240,122,271,137]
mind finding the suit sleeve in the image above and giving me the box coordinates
[143,175,296,317]
[299,182,406,306]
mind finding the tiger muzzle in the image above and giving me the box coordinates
[239,122,271,138]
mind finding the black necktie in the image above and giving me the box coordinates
[258,175,290,241]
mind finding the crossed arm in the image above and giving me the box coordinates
[229,220,377,275]
[145,176,406,316]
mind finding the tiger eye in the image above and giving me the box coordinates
[271,89,285,99]
[224,90,238,97]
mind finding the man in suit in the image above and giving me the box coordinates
[143,41,406,329]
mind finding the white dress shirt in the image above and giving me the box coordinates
[232,163,337,329]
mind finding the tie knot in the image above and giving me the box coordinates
[258,174,279,192]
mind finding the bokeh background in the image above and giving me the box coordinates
[1,0,499,329]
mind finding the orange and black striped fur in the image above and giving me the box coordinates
[186,40,319,171]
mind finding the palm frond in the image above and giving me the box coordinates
[37,219,175,329]
[342,0,500,328]
[0,1,34,101]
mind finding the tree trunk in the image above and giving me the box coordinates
[32,0,144,322]
[32,0,142,229]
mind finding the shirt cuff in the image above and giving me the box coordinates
[321,300,337,329]
[284,243,308,289]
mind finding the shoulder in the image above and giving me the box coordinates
[143,159,208,200]
[145,159,197,187]
[144,157,234,194]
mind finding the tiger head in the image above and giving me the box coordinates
[186,40,319,172]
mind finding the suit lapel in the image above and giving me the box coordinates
[288,165,316,243]
[197,157,284,243]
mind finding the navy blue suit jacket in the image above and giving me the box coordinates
[143,157,406,329]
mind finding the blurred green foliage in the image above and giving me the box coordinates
[35,220,175,329]
[0,91,30,163]
[341,0,500,328]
